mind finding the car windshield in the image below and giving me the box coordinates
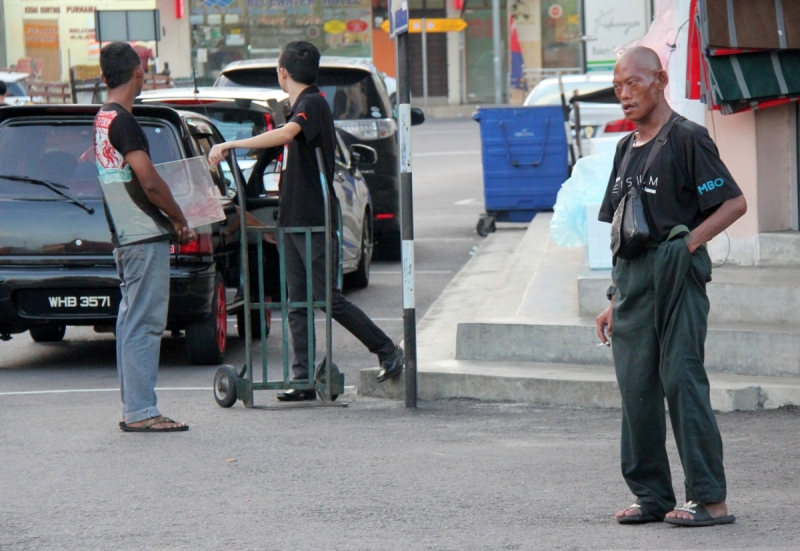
[524,81,612,106]
[4,81,28,96]
[219,67,387,119]
[0,122,182,198]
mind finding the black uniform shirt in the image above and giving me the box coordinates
[277,86,337,228]
[598,118,743,242]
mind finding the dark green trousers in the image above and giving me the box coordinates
[611,235,726,518]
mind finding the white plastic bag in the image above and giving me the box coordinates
[549,151,614,247]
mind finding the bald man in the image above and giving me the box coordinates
[595,47,747,527]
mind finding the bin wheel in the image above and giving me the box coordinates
[214,365,239,408]
[476,216,496,237]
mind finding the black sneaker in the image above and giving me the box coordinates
[276,388,317,402]
[377,346,404,383]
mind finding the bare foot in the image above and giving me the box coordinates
[615,504,644,520]
[665,501,728,521]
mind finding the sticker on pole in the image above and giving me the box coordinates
[388,0,409,39]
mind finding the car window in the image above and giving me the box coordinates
[220,67,387,119]
[524,81,612,106]
[0,121,182,198]
[5,81,28,96]
[186,108,269,164]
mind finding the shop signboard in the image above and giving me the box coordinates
[3,0,159,83]
[583,0,648,72]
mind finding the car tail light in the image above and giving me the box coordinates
[604,119,637,133]
[375,213,394,220]
[264,113,275,131]
[334,119,396,141]
[177,233,214,254]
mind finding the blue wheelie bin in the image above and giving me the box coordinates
[473,105,568,235]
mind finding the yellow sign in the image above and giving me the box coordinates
[380,18,468,33]
[324,20,347,34]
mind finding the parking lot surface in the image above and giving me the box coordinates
[1,391,798,550]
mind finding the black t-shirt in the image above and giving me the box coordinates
[598,117,743,242]
[277,86,337,228]
[94,102,172,246]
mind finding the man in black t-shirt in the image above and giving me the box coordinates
[94,42,194,432]
[595,47,747,527]
[210,42,404,401]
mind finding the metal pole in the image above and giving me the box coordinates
[491,0,502,104]
[397,31,417,408]
[421,18,429,110]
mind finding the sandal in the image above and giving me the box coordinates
[616,503,661,524]
[664,501,735,527]
[120,416,189,432]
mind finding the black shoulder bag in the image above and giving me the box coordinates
[610,113,684,261]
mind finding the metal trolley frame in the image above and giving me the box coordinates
[213,148,345,408]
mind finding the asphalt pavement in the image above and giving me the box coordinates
[2,119,799,550]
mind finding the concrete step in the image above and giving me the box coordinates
[759,231,800,266]
[577,262,800,325]
[358,361,800,412]
[456,319,800,377]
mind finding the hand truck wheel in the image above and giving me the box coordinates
[314,358,341,401]
[213,365,239,408]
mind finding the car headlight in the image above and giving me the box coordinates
[334,119,397,141]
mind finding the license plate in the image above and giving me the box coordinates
[47,295,112,308]
[17,289,120,317]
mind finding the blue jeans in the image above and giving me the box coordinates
[114,241,170,423]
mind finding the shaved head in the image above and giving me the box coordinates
[612,46,670,126]
[617,46,663,74]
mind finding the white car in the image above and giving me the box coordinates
[524,74,632,141]
[0,72,31,106]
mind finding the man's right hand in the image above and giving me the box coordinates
[596,306,613,346]
[173,219,195,245]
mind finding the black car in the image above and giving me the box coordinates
[0,104,250,365]
[215,56,425,257]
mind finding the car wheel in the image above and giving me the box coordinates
[237,297,272,339]
[186,272,226,365]
[344,215,372,289]
[29,324,66,342]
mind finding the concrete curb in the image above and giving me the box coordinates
[358,364,800,412]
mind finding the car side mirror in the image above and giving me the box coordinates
[349,144,378,167]
[411,108,425,126]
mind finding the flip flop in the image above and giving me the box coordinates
[120,416,189,432]
[616,503,662,524]
[664,501,735,527]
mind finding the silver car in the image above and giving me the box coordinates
[524,73,630,140]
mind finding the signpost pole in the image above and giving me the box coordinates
[421,18,428,110]
[397,31,417,408]
[391,2,417,409]
[491,0,502,104]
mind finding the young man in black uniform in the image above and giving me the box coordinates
[209,41,403,401]
[595,47,747,527]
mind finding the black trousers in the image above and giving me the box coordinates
[611,236,726,518]
[284,232,395,379]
